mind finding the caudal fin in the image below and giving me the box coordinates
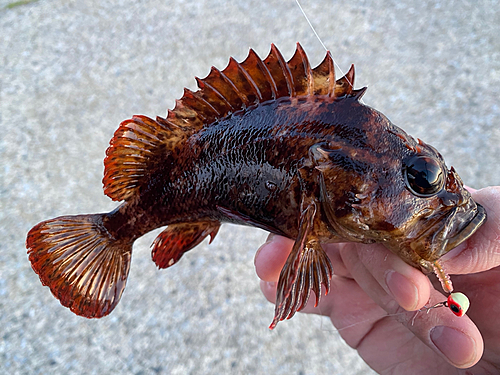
[26,214,132,318]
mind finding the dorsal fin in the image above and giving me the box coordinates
[103,115,187,201]
[103,44,362,201]
[334,64,355,97]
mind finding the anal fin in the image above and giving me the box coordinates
[270,203,333,329]
[151,221,220,269]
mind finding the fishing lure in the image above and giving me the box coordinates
[26,44,486,328]
[423,292,470,317]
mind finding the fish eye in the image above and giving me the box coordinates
[403,156,444,197]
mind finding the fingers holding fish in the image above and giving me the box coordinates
[255,236,484,369]
[338,242,431,312]
[442,186,500,275]
[254,234,293,282]
[253,185,500,371]
[254,236,431,315]
[255,234,336,317]
[350,290,483,371]
[338,242,484,368]
[322,276,483,371]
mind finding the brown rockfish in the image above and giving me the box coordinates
[26,43,486,328]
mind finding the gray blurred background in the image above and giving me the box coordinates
[1,0,498,374]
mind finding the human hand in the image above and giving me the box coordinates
[254,187,500,374]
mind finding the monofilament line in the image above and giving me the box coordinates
[294,0,348,82]
[294,0,328,52]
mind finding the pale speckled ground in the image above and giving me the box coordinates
[1,0,499,374]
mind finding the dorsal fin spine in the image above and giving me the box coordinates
[230,57,263,102]
[352,86,368,100]
[326,52,335,96]
[166,108,192,127]
[334,64,355,97]
[195,76,234,113]
[155,115,178,130]
[270,44,294,97]
[295,43,314,95]
[176,92,208,122]
[214,65,250,107]
[251,48,278,99]
[346,64,355,92]
[184,88,221,118]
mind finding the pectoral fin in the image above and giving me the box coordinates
[270,202,333,329]
[151,221,220,269]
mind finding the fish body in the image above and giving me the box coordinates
[26,44,486,327]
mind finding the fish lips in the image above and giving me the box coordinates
[413,201,486,262]
[443,202,487,253]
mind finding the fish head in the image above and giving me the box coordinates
[312,113,486,270]
[392,142,487,267]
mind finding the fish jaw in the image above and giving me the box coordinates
[396,197,487,273]
[416,202,486,294]
[443,202,486,253]
[426,199,487,261]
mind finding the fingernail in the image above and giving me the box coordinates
[430,326,476,367]
[259,233,276,250]
[264,233,276,244]
[385,270,418,311]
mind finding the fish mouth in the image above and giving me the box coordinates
[443,203,487,253]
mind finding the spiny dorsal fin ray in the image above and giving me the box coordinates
[241,48,278,101]
[262,44,294,98]
[103,44,361,201]
[286,43,313,96]
[312,51,336,96]
[335,64,355,97]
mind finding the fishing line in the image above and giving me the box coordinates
[294,0,328,53]
[315,306,416,334]
[316,305,442,335]
[311,288,460,333]
[294,0,351,85]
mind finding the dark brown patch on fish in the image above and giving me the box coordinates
[26,43,486,327]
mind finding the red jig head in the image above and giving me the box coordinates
[425,292,470,317]
[446,292,470,317]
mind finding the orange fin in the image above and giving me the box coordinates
[103,44,361,202]
[183,42,359,122]
[270,202,333,329]
[334,64,355,97]
[286,43,314,96]
[312,51,336,96]
[26,214,132,318]
[102,115,191,201]
[151,221,220,269]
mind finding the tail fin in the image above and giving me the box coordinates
[26,214,132,318]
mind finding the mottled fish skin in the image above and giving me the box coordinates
[26,44,486,326]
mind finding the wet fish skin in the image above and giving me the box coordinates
[26,44,486,327]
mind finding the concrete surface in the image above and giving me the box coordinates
[1,0,498,374]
